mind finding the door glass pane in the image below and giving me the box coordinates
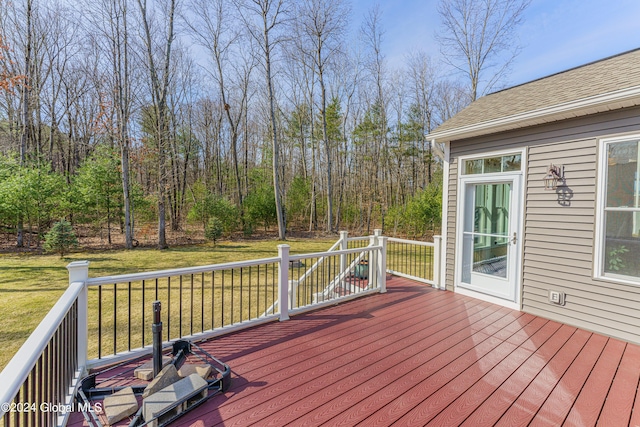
[474,183,510,235]
[473,236,508,278]
[462,182,511,282]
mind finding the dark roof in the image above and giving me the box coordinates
[430,48,640,141]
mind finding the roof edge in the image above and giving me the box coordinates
[427,85,640,143]
[487,48,640,97]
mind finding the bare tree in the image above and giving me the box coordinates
[436,0,531,101]
[406,50,437,185]
[136,0,177,249]
[235,0,287,240]
[0,0,454,243]
[0,34,23,94]
[187,0,256,210]
[110,0,135,248]
[294,0,348,233]
[19,0,32,167]
[434,79,468,124]
[13,0,35,247]
[360,5,388,233]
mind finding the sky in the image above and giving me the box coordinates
[350,0,640,89]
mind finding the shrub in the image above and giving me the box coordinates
[205,217,223,245]
[285,176,311,222]
[403,185,442,237]
[243,185,277,232]
[43,220,78,258]
[188,190,239,234]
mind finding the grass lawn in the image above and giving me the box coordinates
[0,238,335,371]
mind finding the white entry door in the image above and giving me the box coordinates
[458,175,522,302]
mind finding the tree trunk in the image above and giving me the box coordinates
[137,0,175,249]
[121,140,133,248]
[17,0,33,247]
[264,30,285,240]
[318,56,333,233]
[253,1,286,240]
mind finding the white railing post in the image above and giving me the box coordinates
[370,230,380,289]
[340,230,348,287]
[433,235,443,290]
[340,230,348,271]
[67,260,89,373]
[378,236,387,293]
[278,245,290,321]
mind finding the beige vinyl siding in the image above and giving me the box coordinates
[445,106,640,344]
[445,157,458,290]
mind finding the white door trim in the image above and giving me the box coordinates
[454,150,526,309]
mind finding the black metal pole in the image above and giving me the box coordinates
[152,301,162,377]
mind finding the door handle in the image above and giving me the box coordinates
[511,232,517,245]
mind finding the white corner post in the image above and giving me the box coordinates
[278,244,290,321]
[378,235,387,293]
[67,260,90,373]
[433,235,443,290]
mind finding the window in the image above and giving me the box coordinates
[598,137,640,283]
[462,153,521,175]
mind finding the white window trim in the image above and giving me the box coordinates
[594,135,640,286]
[459,150,524,176]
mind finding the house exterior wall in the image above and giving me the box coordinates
[445,106,640,343]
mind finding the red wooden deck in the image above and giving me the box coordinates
[68,276,640,426]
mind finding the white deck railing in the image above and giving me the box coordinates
[386,235,442,287]
[0,230,440,427]
[0,277,85,427]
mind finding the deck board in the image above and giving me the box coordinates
[563,339,626,427]
[451,325,578,427]
[205,291,470,425]
[336,311,537,427]
[483,328,592,427]
[66,276,640,427]
[527,333,609,427]
[284,308,515,426]
[597,343,640,426]
[320,309,530,427]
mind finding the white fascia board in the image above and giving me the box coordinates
[428,86,640,143]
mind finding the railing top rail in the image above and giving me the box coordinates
[0,281,84,409]
[387,237,435,247]
[346,236,371,242]
[85,256,281,286]
[289,245,381,262]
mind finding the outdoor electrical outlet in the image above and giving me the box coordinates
[549,290,565,306]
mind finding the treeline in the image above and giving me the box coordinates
[0,0,470,249]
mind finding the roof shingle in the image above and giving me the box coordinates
[433,48,640,136]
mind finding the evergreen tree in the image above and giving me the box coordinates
[43,220,78,258]
[205,217,223,245]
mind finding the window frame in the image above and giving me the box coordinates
[594,135,640,285]
[460,152,523,175]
